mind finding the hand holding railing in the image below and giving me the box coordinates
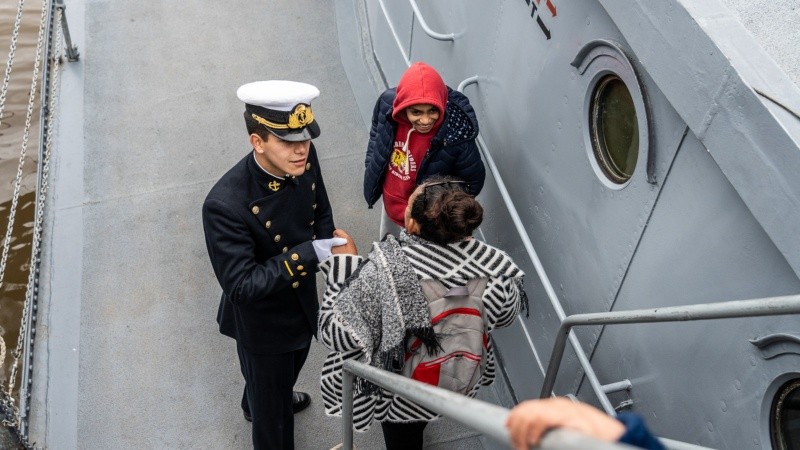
[340,360,633,449]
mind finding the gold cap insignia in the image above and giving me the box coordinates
[288,104,314,129]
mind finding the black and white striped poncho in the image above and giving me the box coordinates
[318,233,525,431]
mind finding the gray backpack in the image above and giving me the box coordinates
[402,277,489,395]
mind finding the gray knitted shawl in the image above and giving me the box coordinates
[330,234,440,391]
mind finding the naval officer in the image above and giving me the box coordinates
[202,80,343,449]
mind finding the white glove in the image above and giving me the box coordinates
[312,237,348,262]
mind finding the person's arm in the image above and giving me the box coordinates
[317,231,366,353]
[506,397,665,450]
[364,90,394,206]
[506,397,626,449]
[483,276,523,330]
[365,95,382,172]
[452,139,486,196]
[202,198,317,307]
[616,413,666,450]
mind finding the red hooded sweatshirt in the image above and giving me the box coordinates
[382,62,448,225]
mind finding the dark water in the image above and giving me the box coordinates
[0,194,35,394]
[1,0,45,403]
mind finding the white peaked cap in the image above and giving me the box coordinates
[236,80,320,111]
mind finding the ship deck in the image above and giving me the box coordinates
[29,0,510,448]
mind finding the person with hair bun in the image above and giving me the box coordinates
[317,177,526,450]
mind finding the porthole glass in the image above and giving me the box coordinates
[771,379,800,450]
[589,75,639,184]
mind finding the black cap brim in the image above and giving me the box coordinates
[266,120,320,142]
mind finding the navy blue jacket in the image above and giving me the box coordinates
[363,87,486,207]
[202,146,335,354]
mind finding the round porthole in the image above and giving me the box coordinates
[574,40,651,188]
[770,379,800,449]
[589,74,639,184]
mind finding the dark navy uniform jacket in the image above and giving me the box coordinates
[202,144,334,354]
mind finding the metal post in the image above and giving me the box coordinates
[342,370,355,450]
[601,380,632,394]
[54,0,79,62]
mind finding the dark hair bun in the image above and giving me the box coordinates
[417,188,483,244]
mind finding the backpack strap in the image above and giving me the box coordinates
[419,277,489,301]
[419,279,449,302]
[465,277,489,298]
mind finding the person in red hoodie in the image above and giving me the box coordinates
[363,62,486,237]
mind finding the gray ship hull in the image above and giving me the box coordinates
[338,0,800,448]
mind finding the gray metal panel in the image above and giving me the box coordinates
[366,0,413,85]
[585,130,800,448]
[405,0,503,83]
[473,0,688,399]
[343,0,800,446]
[597,0,800,279]
[335,0,385,126]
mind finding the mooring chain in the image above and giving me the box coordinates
[17,6,66,433]
[0,0,30,434]
[0,0,26,128]
[0,2,52,447]
[5,0,52,394]
[0,0,50,301]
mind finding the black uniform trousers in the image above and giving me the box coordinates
[237,342,310,450]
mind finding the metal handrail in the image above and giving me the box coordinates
[408,0,455,41]
[457,76,616,415]
[540,294,800,398]
[341,360,631,449]
[375,0,455,71]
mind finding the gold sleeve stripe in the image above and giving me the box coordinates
[283,260,294,277]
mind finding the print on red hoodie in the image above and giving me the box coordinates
[382,62,448,226]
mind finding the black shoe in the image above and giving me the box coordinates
[243,409,252,422]
[292,391,311,414]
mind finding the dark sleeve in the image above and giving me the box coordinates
[203,198,319,307]
[616,413,665,450]
[365,96,382,169]
[310,144,335,239]
[453,139,486,196]
[363,95,383,204]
